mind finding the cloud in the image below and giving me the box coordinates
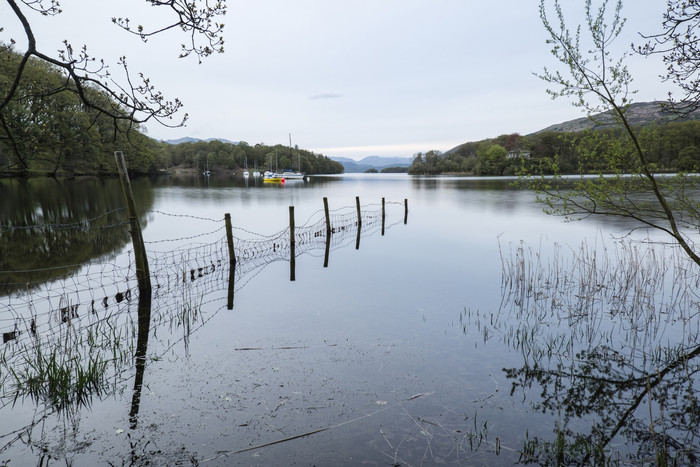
[309,92,342,100]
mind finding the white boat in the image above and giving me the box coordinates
[279,170,304,180]
[283,134,306,181]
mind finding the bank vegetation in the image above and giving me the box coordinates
[408,117,700,176]
[0,46,343,177]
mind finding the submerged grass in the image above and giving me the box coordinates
[10,335,109,412]
[2,305,140,415]
[498,233,700,354]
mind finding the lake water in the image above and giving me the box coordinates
[1,173,698,465]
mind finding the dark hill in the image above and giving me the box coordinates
[534,101,700,133]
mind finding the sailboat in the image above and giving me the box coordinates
[279,133,305,180]
[263,150,285,182]
[243,156,249,177]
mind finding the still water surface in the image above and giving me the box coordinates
[1,174,698,465]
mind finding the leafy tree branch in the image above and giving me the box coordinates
[529,0,700,267]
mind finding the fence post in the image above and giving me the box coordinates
[323,197,333,267]
[381,197,386,236]
[224,213,235,309]
[355,196,362,250]
[404,198,408,224]
[289,206,296,281]
[114,151,151,296]
[224,213,236,266]
[323,197,331,238]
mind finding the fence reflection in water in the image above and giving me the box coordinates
[0,196,408,452]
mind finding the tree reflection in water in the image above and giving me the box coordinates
[0,198,404,463]
[494,237,700,464]
[0,177,154,296]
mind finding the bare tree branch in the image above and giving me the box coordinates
[635,0,700,115]
[1,0,226,135]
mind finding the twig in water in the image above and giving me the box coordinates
[234,344,337,351]
[201,392,433,462]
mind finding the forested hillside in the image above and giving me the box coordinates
[0,46,342,177]
[162,140,344,175]
[0,45,162,176]
[409,115,700,176]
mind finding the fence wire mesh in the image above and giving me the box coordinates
[0,200,406,423]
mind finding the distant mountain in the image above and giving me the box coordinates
[162,137,237,145]
[534,101,700,133]
[331,155,412,173]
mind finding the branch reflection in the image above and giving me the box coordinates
[490,238,700,464]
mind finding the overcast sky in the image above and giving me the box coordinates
[1,0,673,160]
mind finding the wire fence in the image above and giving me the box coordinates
[0,198,407,419]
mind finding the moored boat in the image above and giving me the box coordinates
[282,135,306,180]
[279,170,304,180]
[263,171,285,183]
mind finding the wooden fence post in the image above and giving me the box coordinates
[224,213,236,266]
[289,206,296,281]
[224,213,235,309]
[355,196,362,250]
[404,198,408,224]
[114,151,151,296]
[323,197,331,238]
[381,197,386,236]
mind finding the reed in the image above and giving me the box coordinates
[490,234,700,464]
[10,336,108,411]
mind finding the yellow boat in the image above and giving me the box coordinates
[263,171,285,183]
